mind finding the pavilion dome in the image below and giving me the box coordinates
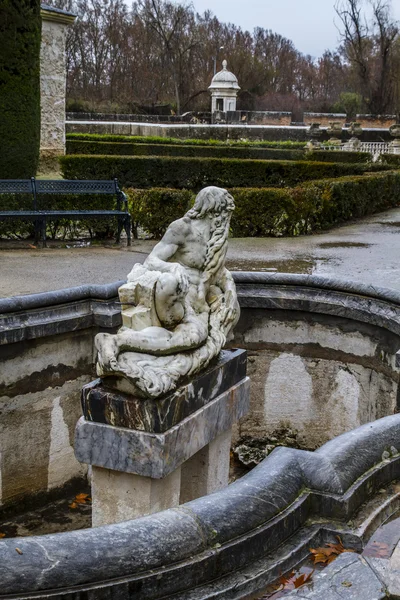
[209,60,240,90]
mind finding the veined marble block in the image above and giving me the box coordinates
[81,348,247,433]
[75,376,250,479]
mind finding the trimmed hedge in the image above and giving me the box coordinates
[66,133,306,149]
[380,154,400,167]
[66,140,306,160]
[126,171,400,238]
[66,139,371,164]
[306,150,371,164]
[128,189,194,238]
[0,0,41,178]
[60,155,386,190]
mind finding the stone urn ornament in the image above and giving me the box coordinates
[306,123,323,151]
[326,121,343,146]
[345,122,363,150]
[389,123,400,154]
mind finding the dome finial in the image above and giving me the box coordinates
[222,59,227,70]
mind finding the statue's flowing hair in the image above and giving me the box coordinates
[187,186,234,277]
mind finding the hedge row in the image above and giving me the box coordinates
[126,171,400,238]
[0,0,41,178]
[66,139,371,164]
[60,155,387,190]
[380,154,400,167]
[66,133,307,149]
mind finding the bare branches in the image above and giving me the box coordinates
[60,0,400,115]
[335,0,399,112]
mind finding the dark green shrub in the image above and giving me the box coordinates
[66,140,372,165]
[127,188,194,237]
[379,154,400,167]
[125,171,400,238]
[306,150,371,164]
[0,0,41,178]
[66,140,306,160]
[60,155,386,190]
[66,133,307,149]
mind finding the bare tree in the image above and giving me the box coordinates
[335,0,399,113]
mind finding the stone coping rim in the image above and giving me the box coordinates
[2,272,400,314]
[1,413,400,596]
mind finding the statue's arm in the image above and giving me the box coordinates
[218,267,236,294]
[145,219,188,273]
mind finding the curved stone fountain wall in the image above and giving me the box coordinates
[0,273,399,509]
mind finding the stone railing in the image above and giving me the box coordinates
[320,141,392,157]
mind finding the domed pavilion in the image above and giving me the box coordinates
[208,60,240,113]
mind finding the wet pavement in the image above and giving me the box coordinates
[2,207,400,297]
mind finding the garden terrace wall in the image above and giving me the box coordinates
[59,154,387,190]
[304,112,347,127]
[1,274,400,512]
[66,120,394,142]
[65,139,371,164]
[356,114,397,128]
[126,171,400,237]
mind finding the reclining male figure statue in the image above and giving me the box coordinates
[95,185,240,398]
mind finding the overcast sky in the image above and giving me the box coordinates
[184,0,400,58]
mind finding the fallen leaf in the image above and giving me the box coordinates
[342,581,353,587]
[294,571,313,588]
[0,532,6,539]
[69,502,78,509]
[75,493,91,504]
[28,244,36,249]
[310,537,355,565]
[278,569,314,591]
[15,548,23,555]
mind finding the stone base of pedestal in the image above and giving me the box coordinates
[91,466,181,526]
[180,429,232,504]
[75,349,249,525]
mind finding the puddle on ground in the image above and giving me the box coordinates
[363,513,400,559]
[317,241,371,249]
[377,221,400,228]
[226,259,318,274]
[0,486,92,538]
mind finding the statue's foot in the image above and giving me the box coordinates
[95,333,119,372]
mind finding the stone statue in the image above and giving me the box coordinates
[95,186,240,398]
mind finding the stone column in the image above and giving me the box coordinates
[75,349,249,526]
[39,6,76,173]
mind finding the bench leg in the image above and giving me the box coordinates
[42,218,47,248]
[34,219,41,245]
[125,214,132,246]
[116,216,123,244]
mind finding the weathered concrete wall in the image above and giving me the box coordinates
[233,310,398,448]
[66,120,393,142]
[1,275,399,509]
[304,113,347,127]
[357,114,397,128]
[0,330,92,509]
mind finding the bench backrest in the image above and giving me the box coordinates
[0,178,124,211]
[34,180,119,195]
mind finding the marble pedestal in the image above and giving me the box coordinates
[75,349,249,526]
